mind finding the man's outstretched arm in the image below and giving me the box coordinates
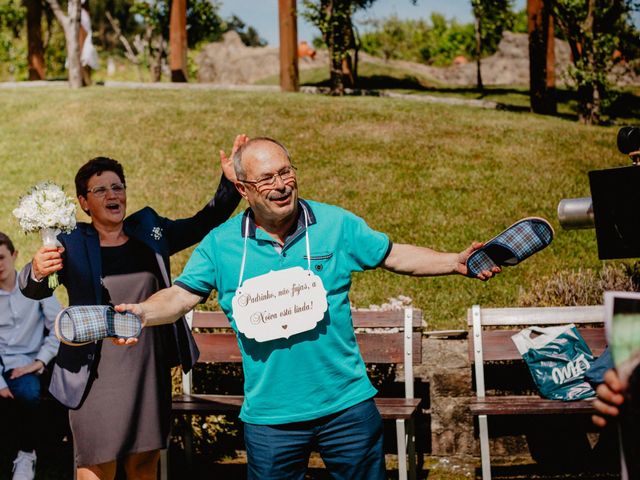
[114,285,202,344]
[382,242,499,280]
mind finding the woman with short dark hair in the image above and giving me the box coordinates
[20,137,245,479]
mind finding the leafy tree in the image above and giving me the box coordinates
[471,0,515,90]
[0,0,27,79]
[511,7,529,33]
[108,0,264,81]
[360,12,510,66]
[302,0,379,95]
[89,0,138,51]
[226,14,267,47]
[551,0,640,124]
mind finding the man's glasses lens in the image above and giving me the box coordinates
[256,168,296,188]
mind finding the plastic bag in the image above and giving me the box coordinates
[511,323,596,401]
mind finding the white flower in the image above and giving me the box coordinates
[13,181,77,234]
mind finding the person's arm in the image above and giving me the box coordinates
[35,295,62,366]
[113,285,203,345]
[0,361,10,395]
[592,368,626,428]
[8,295,62,380]
[9,361,45,380]
[382,242,499,280]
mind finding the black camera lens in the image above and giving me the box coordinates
[617,126,640,154]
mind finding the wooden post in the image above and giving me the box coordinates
[25,0,45,80]
[278,0,298,92]
[528,0,556,114]
[169,0,188,82]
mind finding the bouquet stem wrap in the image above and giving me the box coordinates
[41,227,62,289]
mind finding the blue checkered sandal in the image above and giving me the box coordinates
[54,305,142,346]
[466,217,554,278]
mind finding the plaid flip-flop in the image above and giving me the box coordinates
[54,305,142,346]
[466,217,554,278]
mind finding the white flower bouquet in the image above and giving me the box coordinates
[13,181,77,289]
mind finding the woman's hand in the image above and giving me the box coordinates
[220,134,249,183]
[32,246,64,281]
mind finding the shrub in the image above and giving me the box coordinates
[518,262,640,307]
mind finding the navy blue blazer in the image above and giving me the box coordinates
[19,175,240,409]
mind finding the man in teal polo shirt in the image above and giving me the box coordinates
[117,137,499,479]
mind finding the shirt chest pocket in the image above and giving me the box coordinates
[304,252,334,273]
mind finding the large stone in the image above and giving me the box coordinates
[431,370,472,397]
[197,31,328,84]
[423,338,468,369]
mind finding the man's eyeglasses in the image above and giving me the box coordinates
[86,183,126,197]
[238,166,297,190]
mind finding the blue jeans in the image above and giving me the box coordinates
[244,398,385,480]
[2,372,41,452]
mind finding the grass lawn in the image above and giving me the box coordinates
[0,86,632,330]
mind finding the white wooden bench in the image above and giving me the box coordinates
[467,304,606,480]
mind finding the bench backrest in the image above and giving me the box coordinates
[183,307,422,398]
[467,305,606,396]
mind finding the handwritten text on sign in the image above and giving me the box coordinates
[232,266,328,342]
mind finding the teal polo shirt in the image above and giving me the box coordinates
[175,199,392,425]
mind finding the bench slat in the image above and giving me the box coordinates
[192,309,423,329]
[469,395,596,415]
[467,305,604,326]
[467,328,607,361]
[194,332,422,364]
[172,394,421,420]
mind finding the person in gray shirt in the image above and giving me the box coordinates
[0,232,60,480]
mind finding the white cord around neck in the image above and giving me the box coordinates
[237,205,312,289]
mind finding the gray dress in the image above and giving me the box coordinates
[69,239,172,467]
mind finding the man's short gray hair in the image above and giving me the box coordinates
[233,137,292,180]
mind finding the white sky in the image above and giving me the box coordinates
[219,0,639,47]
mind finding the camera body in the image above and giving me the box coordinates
[558,126,640,260]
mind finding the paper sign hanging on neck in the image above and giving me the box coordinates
[232,266,328,342]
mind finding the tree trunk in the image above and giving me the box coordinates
[528,0,557,114]
[78,13,91,86]
[25,0,46,80]
[579,0,598,124]
[326,0,353,95]
[46,0,83,87]
[329,42,344,95]
[474,15,484,91]
[340,17,355,88]
[151,37,164,82]
[66,0,82,88]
